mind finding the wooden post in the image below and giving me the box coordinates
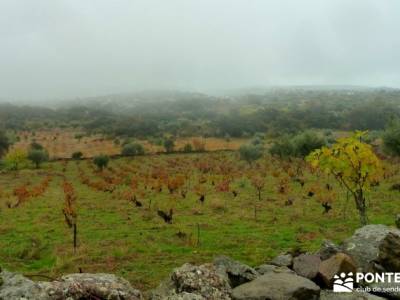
[196,223,200,247]
[73,223,77,252]
[254,202,257,221]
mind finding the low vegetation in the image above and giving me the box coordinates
[93,154,110,171]
[0,136,399,289]
[383,118,400,156]
[1,89,400,290]
[269,131,326,158]
[121,143,145,157]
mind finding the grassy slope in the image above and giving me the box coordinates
[0,152,399,290]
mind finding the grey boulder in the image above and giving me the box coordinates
[396,214,400,229]
[317,240,342,260]
[0,270,51,300]
[56,273,143,299]
[269,253,293,268]
[343,224,400,273]
[150,263,231,300]
[318,253,357,288]
[232,272,320,300]
[255,264,294,275]
[214,256,259,287]
[0,270,143,300]
[378,232,400,272]
[292,254,321,279]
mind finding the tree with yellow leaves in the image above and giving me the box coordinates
[306,131,382,225]
[4,149,27,170]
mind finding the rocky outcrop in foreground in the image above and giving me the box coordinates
[1,224,400,299]
[0,271,143,299]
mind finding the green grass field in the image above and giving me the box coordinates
[0,152,399,290]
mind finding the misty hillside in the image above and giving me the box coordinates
[1,87,400,139]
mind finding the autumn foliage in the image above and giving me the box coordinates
[307,131,382,225]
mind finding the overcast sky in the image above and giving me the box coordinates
[1,0,400,99]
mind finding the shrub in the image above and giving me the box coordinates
[291,131,326,157]
[326,137,336,145]
[122,143,145,156]
[72,151,83,160]
[269,132,325,158]
[74,134,84,141]
[183,143,193,153]
[254,132,265,140]
[269,135,294,158]
[251,136,264,146]
[28,149,49,168]
[93,155,109,171]
[164,138,175,153]
[4,149,27,170]
[0,131,10,158]
[360,130,381,145]
[383,119,400,156]
[148,138,163,146]
[239,144,263,164]
[30,141,43,150]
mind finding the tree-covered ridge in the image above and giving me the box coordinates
[1,88,399,138]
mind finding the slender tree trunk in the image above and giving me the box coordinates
[355,190,368,226]
[342,190,350,220]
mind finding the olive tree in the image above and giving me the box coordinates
[239,144,263,164]
[93,154,109,171]
[121,143,145,156]
[382,118,400,156]
[0,131,10,158]
[28,149,49,168]
[164,138,175,153]
[72,151,83,160]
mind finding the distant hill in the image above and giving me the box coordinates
[1,86,400,139]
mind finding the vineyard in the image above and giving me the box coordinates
[0,151,399,290]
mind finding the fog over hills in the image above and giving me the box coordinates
[1,85,399,111]
[1,0,400,100]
